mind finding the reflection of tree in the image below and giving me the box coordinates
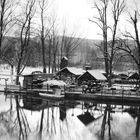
[0,109,15,137]
[15,95,31,140]
[0,94,31,140]
[125,106,140,137]
[132,107,140,137]
[1,96,88,140]
[39,107,58,138]
[59,102,66,121]
[100,105,113,140]
[39,109,44,139]
[136,114,140,137]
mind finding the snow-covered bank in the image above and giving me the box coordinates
[0,66,46,86]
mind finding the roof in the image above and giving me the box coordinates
[78,70,107,81]
[58,67,85,76]
[87,70,107,80]
[128,72,139,80]
[77,111,95,125]
[62,56,68,60]
[43,80,67,86]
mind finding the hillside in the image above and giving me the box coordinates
[1,36,136,71]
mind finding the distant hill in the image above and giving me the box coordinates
[1,35,136,71]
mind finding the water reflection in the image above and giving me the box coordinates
[124,106,140,137]
[1,93,140,140]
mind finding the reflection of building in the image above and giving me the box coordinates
[77,111,95,125]
[22,93,48,111]
[59,102,66,121]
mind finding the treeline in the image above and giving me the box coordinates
[2,35,82,68]
[2,36,136,72]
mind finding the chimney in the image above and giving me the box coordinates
[85,63,92,70]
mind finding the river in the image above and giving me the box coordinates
[0,92,139,140]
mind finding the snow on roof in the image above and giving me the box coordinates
[62,56,68,60]
[43,80,67,86]
[87,70,107,80]
[67,67,85,75]
[59,67,85,76]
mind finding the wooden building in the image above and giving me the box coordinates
[78,70,107,85]
[56,67,85,84]
[23,72,53,89]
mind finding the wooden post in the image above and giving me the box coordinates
[122,88,124,109]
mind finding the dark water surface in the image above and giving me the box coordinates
[0,93,140,140]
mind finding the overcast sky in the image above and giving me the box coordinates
[17,0,140,40]
[51,0,140,40]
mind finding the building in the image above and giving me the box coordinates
[78,70,107,85]
[56,67,85,84]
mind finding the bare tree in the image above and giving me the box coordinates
[108,0,125,84]
[15,0,36,84]
[118,11,140,88]
[46,17,59,73]
[89,0,109,85]
[0,0,17,59]
[49,30,59,73]
[60,28,82,67]
[0,0,18,83]
[89,0,125,86]
[38,0,49,73]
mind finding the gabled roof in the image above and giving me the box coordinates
[78,70,107,81]
[67,67,85,75]
[58,67,85,76]
[128,72,139,80]
[87,70,107,80]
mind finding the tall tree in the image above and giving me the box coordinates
[0,0,17,59]
[50,30,59,73]
[47,17,59,73]
[15,0,36,84]
[89,0,109,85]
[118,11,140,88]
[108,0,125,85]
[38,0,50,73]
[89,0,125,86]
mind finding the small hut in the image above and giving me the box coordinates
[56,67,85,84]
[128,72,139,80]
[78,70,107,85]
[128,72,139,87]
[23,72,53,89]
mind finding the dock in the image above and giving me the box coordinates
[65,91,140,105]
[1,82,140,105]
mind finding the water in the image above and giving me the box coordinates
[0,93,140,140]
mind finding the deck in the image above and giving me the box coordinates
[65,91,140,106]
[1,83,140,105]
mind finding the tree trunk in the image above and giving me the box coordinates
[39,109,44,139]
[101,106,107,139]
[16,59,22,85]
[41,36,46,73]
[48,43,51,73]
[10,65,14,84]
[136,114,140,137]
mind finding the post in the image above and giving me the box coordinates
[122,88,124,109]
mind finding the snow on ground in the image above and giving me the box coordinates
[0,65,137,91]
[112,84,135,90]
[0,66,47,86]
